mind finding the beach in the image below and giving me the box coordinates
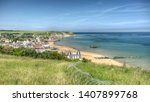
[49,41,123,66]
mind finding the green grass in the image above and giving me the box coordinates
[0,30,74,35]
[0,30,47,33]
[0,54,98,85]
[76,62,150,85]
[0,54,150,85]
[0,54,69,84]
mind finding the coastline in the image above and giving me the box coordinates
[49,41,124,67]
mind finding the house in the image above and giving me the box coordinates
[23,40,33,48]
[67,50,81,59]
[43,44,50,49]
[13,41,23,48]
[33,43,44,53]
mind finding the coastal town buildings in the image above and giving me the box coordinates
[0,32,79,59]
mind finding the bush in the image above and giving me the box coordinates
[0,45,65,60]
[65,58,80,62]
[82,58,90,63]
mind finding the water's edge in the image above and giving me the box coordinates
[57,32,150,70]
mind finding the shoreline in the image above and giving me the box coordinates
[49,41,124,67]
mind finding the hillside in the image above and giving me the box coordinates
[0,54,150,85]
[0,54,98,85]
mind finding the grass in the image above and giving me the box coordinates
[0,54,150,85]
[0,30,74,35]
[0,54,71,84]
[0,30,47,33]
[76,62,150,85]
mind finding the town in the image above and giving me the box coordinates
[0,31,81,59]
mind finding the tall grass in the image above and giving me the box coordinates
[76,62,150,85]
[0,54,149,85]
[0,54,70,84]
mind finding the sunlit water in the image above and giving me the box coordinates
[57,32,150,70]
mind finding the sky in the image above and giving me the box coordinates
[0,0,150,32]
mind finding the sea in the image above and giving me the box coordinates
[57,32,150,70]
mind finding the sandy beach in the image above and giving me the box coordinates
[49,41,123,66]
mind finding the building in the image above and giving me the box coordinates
[33,43,44,53]
[67,50,81,59]
[23,40,33,48]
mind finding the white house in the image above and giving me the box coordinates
[67,50,81,59]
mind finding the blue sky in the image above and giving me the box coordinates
[0,0,150,31]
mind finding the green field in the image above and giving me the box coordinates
[0,30,74,35]
[0,54,150,85]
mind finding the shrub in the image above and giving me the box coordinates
[82,58,90,63]
[0,45,65,60]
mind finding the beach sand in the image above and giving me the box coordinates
[49,41,123,66]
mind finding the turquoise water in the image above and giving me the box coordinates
[57,32,150,70]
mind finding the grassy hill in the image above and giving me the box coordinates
[0,54,150,85]
[76,63,150,84]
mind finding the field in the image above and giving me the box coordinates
[0,54,150,85]
[76,63,150,85]
[0,54,72,85]
[0,30,74,35]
